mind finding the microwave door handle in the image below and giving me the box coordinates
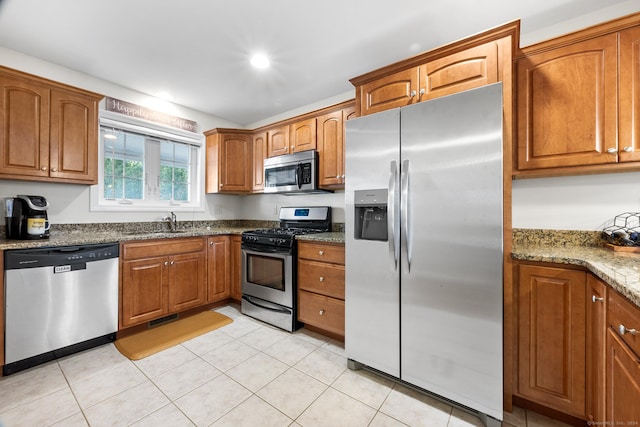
[296,164,303,189]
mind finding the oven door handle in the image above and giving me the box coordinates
[242,295,291,314]
[241,243,291,255]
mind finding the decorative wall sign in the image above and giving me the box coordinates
[105,97,198,133]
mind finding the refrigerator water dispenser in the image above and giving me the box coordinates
[354,189,388,241]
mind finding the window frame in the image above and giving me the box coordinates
[90,111,204,212]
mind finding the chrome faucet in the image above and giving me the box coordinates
[164,211,178,232]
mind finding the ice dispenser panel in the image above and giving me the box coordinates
[354,189,388,242]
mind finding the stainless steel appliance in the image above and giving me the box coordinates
[4,243,119,375]
[241,206,331,331]
[345,83,504,426]
[4,195,50,239]
[263,150,328,194]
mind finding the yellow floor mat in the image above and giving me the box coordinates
[115,311,233,360]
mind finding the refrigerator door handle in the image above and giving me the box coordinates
[401,159,411,271]
[388,160,399,269]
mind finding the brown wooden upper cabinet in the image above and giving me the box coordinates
[353,38,501,117]
[266,125,289,158]
[204,129,253,193]
[317,105,356,189]
[289,118,316,153]
[0,66,102,184]
[515,18,640,175]
[252,131,267,192]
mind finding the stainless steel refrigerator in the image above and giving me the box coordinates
[345,83,503,425]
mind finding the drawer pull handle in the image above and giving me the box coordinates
[619,324,638,336]
[318,251,324,256]
[319,276,324,282]
[592,295,604,303]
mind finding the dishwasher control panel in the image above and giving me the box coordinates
[4,243,120,270]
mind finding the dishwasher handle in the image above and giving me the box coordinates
[5,243,119,270]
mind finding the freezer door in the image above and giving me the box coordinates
[400,83,504,419]
[345,109,401,377]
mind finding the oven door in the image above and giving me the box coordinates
[241,245,293,308]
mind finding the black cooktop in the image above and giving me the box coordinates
[242,206,331,249]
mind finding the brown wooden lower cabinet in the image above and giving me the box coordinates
[516,263,587,418]
[586,275,607,423]
[515,261,640,425]
[230,235,243,301]
[607,289,640,424]
[207,235,230,302]
[120,237,206,328]
[297,241,345,338]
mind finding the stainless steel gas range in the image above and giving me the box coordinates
[241,206,331,331]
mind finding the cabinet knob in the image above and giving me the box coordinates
[51,167,57,172]
[607,147,617,154]
[164,261,169,266]
[336,175,340,179]
[41,166,48,171]
[210,241,214,245]
[220,184,224,188]
[592,295,604,303]
[318,250,324,256]
[341,175,345,179]
[623,146,633,152]
[619,324,638,336]
[170,260,175,265]
[319,309,325,316]
[410,90,417,97]
[419,88,425,96]
[319,276,325,282]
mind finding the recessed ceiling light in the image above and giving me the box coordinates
[155,91,174,101]
[250,53,270,69]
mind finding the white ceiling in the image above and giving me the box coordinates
[0,0,637,127]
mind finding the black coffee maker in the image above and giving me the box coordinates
[4,195,50,239]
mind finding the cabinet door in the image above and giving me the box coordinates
[267,126,289,157]
[290,118,316,153]
[207,236,230,302]
[252,132,267,192]
[517,264,587,417]
[167,251,207,312]
[421,41,498,100]
[49,89,99,183]
[619,26,640,163]
[606,329,640,424]
[230,235,243,301]
[121,256,168,327]
[0,76,50,178]
[359,67,419,116]
[586,275,607,423]
[316,110,344,188]
[516,34,618,170]
[219,133,252,192]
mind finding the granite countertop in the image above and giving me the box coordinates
[296,232,345,244]
[512,229,640,309]
[0,221,346,250]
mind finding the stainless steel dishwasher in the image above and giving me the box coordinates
[4,243,119,375]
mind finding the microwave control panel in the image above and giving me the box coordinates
[300,163,312,184]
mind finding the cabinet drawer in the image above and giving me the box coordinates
[298,260,344,299]
[298,290,345,337]
[122,237,205,260]
[609,290,640,356]
[298,242,344,264]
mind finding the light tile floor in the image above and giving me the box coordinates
[0,304,571,427]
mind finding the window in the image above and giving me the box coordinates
[91,113,203,211]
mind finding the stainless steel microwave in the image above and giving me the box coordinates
[264,150,328,194]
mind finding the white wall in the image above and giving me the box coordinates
[512,172,640,230]
[240,192,346,223]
